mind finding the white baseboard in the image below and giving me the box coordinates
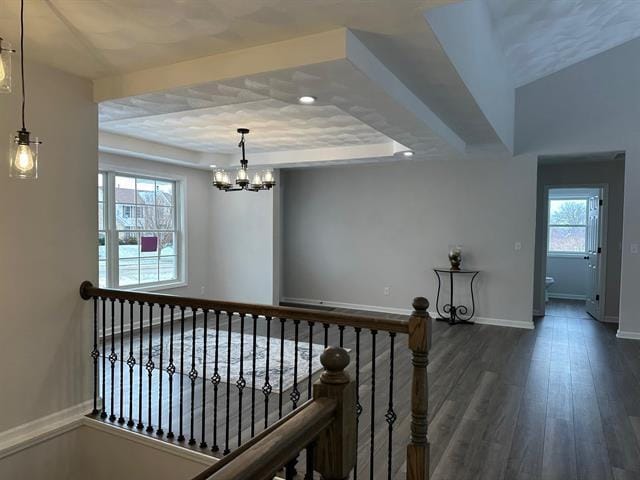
[603,315,619,324]
[0,399,93,460]
[548,293,587,301]
[473,317,535,330]
[281,296,413,316]
[616,330,640,340]
[281,297,535,330]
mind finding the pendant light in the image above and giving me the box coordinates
[0,37,15,93]
[9,0,41,179]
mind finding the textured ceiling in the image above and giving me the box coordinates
[485,0,640,86]
[0,0,497,145]
[100,58,457,159]
[101,99,390,153]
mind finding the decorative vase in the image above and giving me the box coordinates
[448,246,462,270]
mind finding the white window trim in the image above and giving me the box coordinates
[547,195,589,256]
[99,168,187,290]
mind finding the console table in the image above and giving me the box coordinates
[434,268,480,325]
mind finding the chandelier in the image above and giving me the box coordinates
[212,128,275,192]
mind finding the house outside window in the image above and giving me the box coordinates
[98,171,183,289]
[547,197,588,254]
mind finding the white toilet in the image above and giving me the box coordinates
[545,276,555,302]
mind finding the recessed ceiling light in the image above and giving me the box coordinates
[209,164,216,168]
[298,95,316,105]
[403,151,414,157]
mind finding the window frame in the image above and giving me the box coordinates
[547,195,589,257]
[99,169,187,291]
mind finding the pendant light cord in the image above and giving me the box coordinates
[20,0,26,131]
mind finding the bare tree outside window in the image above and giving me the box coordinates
[548,198,588,253]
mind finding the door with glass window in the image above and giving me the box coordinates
[585,193,602,320]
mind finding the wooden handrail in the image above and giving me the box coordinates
[195,398,336,480]
[79,281,410,334]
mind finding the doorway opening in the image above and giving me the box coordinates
[544,187,605,320]
[533,151,625,323]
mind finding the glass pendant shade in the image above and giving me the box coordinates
[0,38,12,94]
[213,169,225,187]
[236,167,249,186]
[251,173,263,189]
[263,170,275,186]
[9,130,38,179]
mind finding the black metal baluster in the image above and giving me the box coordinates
[323,323,329,348]
[211,311,221,452]
[369,329,377,480]
[262,316,272,430]
[200,309,208,449]
[285,459,297,480]
[224,311,233,455]
[305,443,316,480]
[101,297,107,419]
[354,327,362,480]
[236,313,247,447]
[156,304,165,436]
[167,306,176,438]
[146,303,155,433]
[109,298,117,421]
[290,320,300,410]
[385,333,397,480]
[91,297,99,415]
[137,302,144,430]
[307,321,314,400]
[278,318,285,419]
[250,314,258,438]
[178,306,186,441]
[188,307,199,445]
[118,299,125,424]
[127,301,135,427]
[339,325,345,347]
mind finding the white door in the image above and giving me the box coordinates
[585,193,602,320]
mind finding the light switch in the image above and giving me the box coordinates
[631,243,639,254]
[515,242,522,251]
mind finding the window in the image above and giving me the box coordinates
[98,172,182,288]
[98,173,107,286]
[547,197,588,254]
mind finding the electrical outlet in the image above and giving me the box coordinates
[384,287,391,296]
[631,243,639,254]
[515,242,522,251]
[200,286,206,295]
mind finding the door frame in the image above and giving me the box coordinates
[539,183,609,319]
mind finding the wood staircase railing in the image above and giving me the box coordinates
[193,346,355,480]
[79,281,431,479]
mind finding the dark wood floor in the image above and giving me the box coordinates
[98,300,640,479]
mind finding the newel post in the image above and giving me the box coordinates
[313,347,357,480]
[407,297,431,480]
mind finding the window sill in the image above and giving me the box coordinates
[127,281,188,293]
[547,253,587,259]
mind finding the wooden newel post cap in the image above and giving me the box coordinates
[412,297,429,312]
[80,281,94,300]
[320,347,350,385]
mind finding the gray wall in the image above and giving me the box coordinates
[534,160,625,319]
[0,61,97,431]
[546,256,588,299]
[0,424,212,479]
[282,154,537,326]
[209,174,280,305]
